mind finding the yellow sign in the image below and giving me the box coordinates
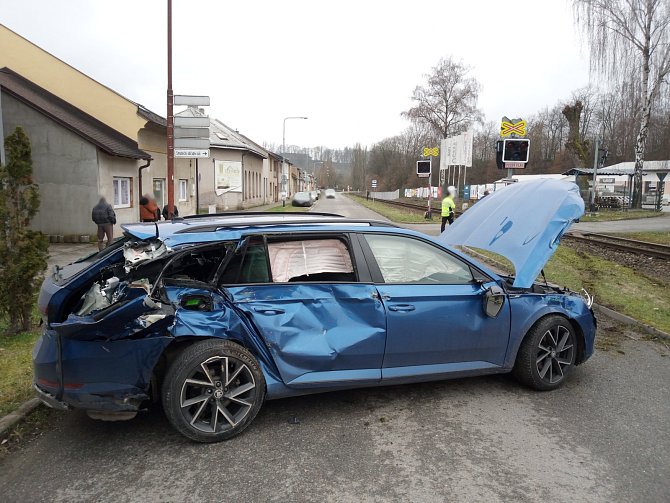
[500,119,526,137]
[423,147,439,157]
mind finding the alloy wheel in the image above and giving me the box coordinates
[179,355,257,434]
[535,325,575,385]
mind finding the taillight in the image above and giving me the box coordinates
[37,378,83,390]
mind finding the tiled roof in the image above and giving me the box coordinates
[0,67,150,160]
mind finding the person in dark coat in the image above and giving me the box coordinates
[162,204,179,220]
[91,197,116,251]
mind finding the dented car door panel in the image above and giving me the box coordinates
[229,284,386,387]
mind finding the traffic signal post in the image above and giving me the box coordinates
[498,117,530,179]
[417,157,433,219]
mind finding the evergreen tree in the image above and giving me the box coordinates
[0,127,49,334]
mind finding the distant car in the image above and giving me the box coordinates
[310,190,319,201]
[292,192,313,207]
[325,189,336,198]
[33,180,596,443]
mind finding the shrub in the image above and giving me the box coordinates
[0,127,49,334]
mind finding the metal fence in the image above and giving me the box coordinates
[369,189,399,200]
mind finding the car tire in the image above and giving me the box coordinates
[162,339,265,442]
[513,315,577,391]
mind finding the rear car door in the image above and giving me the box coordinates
[358,233,511,380]
[222,233,386,388]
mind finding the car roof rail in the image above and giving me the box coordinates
[174,218,398,233]
[181,211,345,220]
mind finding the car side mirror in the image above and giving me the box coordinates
[483,285,505,318]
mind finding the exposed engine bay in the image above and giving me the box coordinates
[501,275,594,308]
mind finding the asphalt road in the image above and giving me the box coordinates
[2,193,669,502]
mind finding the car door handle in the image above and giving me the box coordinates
[388,304,416,312]
[252,307,285,315]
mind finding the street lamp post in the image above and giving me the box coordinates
[281,116,308,206]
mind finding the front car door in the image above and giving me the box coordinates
[222,233,386,389]
[358,232,511,381]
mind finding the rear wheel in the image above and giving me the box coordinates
[162,339,265,442]
[513,315,576,391]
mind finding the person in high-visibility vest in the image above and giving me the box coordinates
[441,185,456,232]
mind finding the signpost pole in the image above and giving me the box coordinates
[427,158,432,219]
[195,158,199,214]
[166,0,175,219]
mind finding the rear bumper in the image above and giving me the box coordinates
[32,330,172,412]
[33,384,69,410]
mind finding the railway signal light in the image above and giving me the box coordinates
[502,139,530,163]
[417,160,431,177]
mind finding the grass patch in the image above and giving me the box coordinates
[609,231,670,245]
[266,204,310,213]
[466,245,670,334]
[346,194,433,224]
[0,326,41,417]
[546,246,670,333]
[580,210,664,222]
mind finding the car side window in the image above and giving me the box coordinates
[267,237,356,283]
[218,236,357,284]
[219,239,270,285]
[364,234,474,284]
[240,243,271,283]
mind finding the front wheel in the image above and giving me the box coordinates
[162,339,265,442]
[513,315,577,391]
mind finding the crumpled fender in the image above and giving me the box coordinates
[504,293,596,368]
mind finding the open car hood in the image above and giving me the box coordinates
[438,179,584,288]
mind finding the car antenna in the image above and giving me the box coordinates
[540,269,549,287]
[154,221,159,239]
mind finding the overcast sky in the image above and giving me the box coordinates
[1,0,591,149]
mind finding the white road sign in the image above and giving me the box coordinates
[173,95,210,106]
[440,130,473,167]
[174,138,210,149]
[174,116,210,127]
[174,127,209,138]
[175,148,210,158]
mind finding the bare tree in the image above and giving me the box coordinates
[573,0,670,207]
[563,101,590,167]
[402,56,482,139]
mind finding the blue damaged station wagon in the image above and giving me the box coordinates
[34,179,596,442]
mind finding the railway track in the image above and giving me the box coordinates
[564,232,670,260]
[361,197,466,216]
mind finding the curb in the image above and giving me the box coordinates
[0,397,42,439]
[593,304,670,341]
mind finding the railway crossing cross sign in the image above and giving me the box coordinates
[423,147,439,157]
[500,117,527,137]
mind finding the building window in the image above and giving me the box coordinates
[179,179,188,201]
[113,177,132,208]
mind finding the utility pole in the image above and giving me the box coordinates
[591,138,599,212]
[166,0,175,218]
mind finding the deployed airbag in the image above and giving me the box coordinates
[268,239,353,283]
